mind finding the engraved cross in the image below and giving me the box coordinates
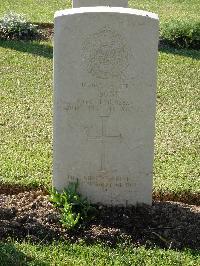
[87,116,122,172]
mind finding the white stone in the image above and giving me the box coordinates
[73,0,128,8]
[53,6,159,206]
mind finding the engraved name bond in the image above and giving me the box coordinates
[63,79,134,113]
[63,96,134,113]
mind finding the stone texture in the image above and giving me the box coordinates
[73,0,128,8]
[53,7,159,206]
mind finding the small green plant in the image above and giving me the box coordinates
[50,181,97,229]
[161,20,200,49]
[0,11,38,40]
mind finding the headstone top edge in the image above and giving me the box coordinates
[73,0,128,8]
[54,7,159,20]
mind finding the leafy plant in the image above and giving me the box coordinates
[50,181,97,229]
[161,20,200,49]
[0,11,38,40]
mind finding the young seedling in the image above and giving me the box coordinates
[50,181,97,229]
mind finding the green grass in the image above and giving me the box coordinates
[0,41,199,195]
[0,0,71,23]
[1,240,200,266]
[154,48,200,195]
[0,0,199,24]
[130,0,200,26]
[0,3,199,263]
[0,41,53,188]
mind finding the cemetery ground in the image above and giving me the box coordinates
[0,1,200,265]
[0,0,199,23]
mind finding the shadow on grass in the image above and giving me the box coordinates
[0,242,47,266]
[159,44,200,60]
[0,39,199,60]
[0,40,53,59]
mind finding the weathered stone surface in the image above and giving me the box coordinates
[73,0,128,8]
[53,7,159,206]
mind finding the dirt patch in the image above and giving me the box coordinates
[36,23,53,40]
[0,190,199,250]
[153,191,200,205]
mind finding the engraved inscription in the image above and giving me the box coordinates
[63,81,134,114]
[63,97,134,113]
[65,175,136,191]
[86,116,122,172]
[82,26,130,79]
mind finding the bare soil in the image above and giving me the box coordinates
[0,189,199,250]
[36,23,54,40]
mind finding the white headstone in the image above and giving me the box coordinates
[73,0,128,8]
[53,2,159,206]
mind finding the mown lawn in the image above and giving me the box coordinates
[0,0,70,23]
[154,48,200,195]
[0,41,53,188]
[130,0,200,25]
[1,241,200,266]
[0,41,199,195]
[0,1,199,264]
[0,0,199,24]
